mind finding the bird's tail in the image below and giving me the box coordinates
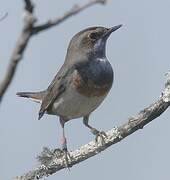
[16,91,45,103]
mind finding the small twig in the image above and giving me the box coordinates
[0,12,8,22]
[0,0,107,104]
[15,73,170,180]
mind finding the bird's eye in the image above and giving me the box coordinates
[89,32,99,40]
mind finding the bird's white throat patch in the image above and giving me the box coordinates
[94,38,106,53]
[97,58,107,62]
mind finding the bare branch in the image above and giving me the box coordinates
[0,0,107,104]
[0,0,35,103]
[15,73,170,180]
[32,0,107,34]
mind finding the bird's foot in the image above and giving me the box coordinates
[53,148,63,158]
[58,137,71,169]
[63,147,71,170]
[91,128,107,145]
[53,147,71,169]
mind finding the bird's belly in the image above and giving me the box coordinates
[49,86,107,119]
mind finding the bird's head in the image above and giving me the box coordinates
[66,25,122,61]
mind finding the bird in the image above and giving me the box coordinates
[17,25,122,156]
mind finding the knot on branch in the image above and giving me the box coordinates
[23,0,36,29]
[22,11,36,27]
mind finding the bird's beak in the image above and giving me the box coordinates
[103,24,122,39]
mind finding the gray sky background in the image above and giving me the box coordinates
[1,0,170,179]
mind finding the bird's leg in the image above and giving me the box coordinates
[83,115,107,144]
[60,119,67,151]
[59,117,71,168]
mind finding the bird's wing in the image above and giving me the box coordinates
[38,65,73,120]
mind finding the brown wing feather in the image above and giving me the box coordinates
[38,65,73,120]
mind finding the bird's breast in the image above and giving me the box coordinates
[73,58,113,97]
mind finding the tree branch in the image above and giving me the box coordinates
[31,0,107,34]
[0,0,35,103]
[0,0,107,104]
[15,72,170,180]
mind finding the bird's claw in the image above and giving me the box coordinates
[63,148,72,169]
[53,148,71,169]
[91,129,107,144]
